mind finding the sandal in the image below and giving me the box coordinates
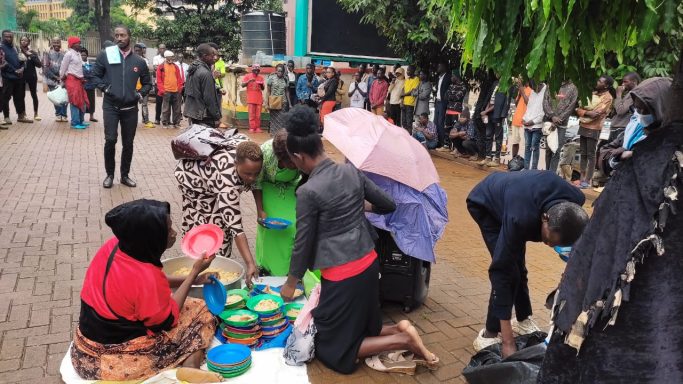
[364,353,416,375]
[382,350,440,371]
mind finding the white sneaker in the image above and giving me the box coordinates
[473,328,502,352]
[511,317,542,335]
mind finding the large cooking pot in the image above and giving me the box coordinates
[162,256,244,298]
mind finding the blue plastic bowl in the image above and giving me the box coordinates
[203,275,227,315]
[207,344,251,366]
[263,217,292,230]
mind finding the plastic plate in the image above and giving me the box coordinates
[263,217,292,230]
[203,276,227,315]
[206,344,251,366]
[284,302,304,319]
[181,223,224,259]
[219,309,259,327]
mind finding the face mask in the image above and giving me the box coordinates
[634,111,655,127]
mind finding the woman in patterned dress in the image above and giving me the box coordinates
[174,134,263,285]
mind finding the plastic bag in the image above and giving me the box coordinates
[47,86,68,106]
[462,332,547,384]
[283,323,317,366]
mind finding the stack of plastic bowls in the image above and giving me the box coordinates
[206,344,252,378]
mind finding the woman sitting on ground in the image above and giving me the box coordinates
[72,199,217,381]
[280,105,439,374]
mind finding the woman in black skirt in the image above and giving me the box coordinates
[280,105,438,374]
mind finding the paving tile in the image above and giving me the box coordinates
[0,91,577,382]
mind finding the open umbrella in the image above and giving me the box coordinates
[323,108,439,192]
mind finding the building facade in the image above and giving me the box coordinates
[23,0,72,21]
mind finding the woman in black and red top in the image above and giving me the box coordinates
[72,199,218,381]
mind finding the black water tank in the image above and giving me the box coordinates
[241,11,286,56]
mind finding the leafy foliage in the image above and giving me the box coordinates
[424,0,682,96]
[125,0,282,60]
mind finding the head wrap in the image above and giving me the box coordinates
[163,50,175,58]
[67,36,80,48]
[629,77,672,124]
[252,64,261,70]
[104,199,171,267]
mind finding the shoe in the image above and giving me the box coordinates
[2,118,12,125]
[478,158,490,166]
[121,176,137,188]
[161,125,169,129]
[154,120,161,125]
[102,175,114,189]
[55,116,62,122]
[58,116,68,122]
[173,124,181,129]
[511,317,542,336]
[468,155,479,161]
[473,329,502,352]
[486,158,500,167]
[451,150,461,157]
[436,147,450,152]
[0,124,7,130]
[144,122,155,128]
[17,115,33,123]
[90,117,98,122]
[71,124,87,129]
[579,181,591,189]
[34,115,42,121]
[82,122,91,126]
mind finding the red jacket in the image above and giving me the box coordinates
[156,62,184,96]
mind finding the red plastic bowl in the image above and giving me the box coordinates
[181,223,224,259]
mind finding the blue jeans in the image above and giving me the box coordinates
[413,131,438,149]
[70,103,85,126]
[524,129,542,169]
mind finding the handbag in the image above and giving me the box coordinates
[170,124,238,160]
[268,95,283,110]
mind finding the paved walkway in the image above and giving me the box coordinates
[0,92,583,383]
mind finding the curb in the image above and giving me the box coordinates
[428,150,600,204]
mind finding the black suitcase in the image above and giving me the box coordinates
[375,228,431,312]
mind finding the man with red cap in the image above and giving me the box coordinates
[60,36,89,129]
[241,64,264,133]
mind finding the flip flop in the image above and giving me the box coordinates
[364,354,416,375]
[381,350,440,371]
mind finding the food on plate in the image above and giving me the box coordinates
[269,220,285,226]
[227,314,256,322]
[255,299,279,312]
[286,308,301,318]
[227,294,243,305]
[172,267,239,283]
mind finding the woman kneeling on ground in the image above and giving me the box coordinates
[280,105,439,374]
[72,199,217,381]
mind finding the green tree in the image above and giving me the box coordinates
[145,0,281,59]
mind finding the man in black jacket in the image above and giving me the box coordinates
[93,26,151,189]
[433,61,452,148]
[1,30,33,125]
[467,171,588,358]
[183,44,221,127]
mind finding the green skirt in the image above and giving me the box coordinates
[255,173,298,276]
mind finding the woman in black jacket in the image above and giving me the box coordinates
[280,105,439,375]
[19,36,42,121]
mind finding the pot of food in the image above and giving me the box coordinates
[162,256,244,298]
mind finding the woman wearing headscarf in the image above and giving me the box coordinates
[72,199,217,380]
[59,36,90,129]
[266,63,291,136]
[252,130,302,276]
[279,105,439,375]
[175,135,262,286]
[538,61,683,382]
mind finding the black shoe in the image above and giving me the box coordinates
[154,120,160,125]
[121,175,137,188]
[102,175,114,189]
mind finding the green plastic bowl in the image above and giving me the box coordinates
[246,294,284,315]
[219,309,259,327]
[284,302,304,319]
[303,269,321,298]
[225,289,249,308]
